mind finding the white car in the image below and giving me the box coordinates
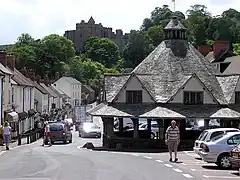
[193,128,240,155]
[199,131,240,169]
[139,122,158,139]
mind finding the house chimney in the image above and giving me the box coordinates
[30,70,36,81]
[44,72,49,85]
[197,45,212,56]
[36,75,41,83]
[21,67,27,76]
[0,51,7,67]
[6,54,15,70]
[55,72,60,80]
[213,40,229,58]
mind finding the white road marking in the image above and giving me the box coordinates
[173,168,182,173]
[164,164,173,168]
[143,156,152,159]
[155,160,163,163]
[191,168,233,172]
[131,153,139,156]
[203,175,240,179]
[0,151,5,156]
[182,174,193,178]
[181,163,186,165]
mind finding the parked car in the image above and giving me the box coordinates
[45,122,72,144]
[79,122,101,138]
[193,128,240,155]
[199,131,240,169]
[229,143,240,170]
[139,122,158,139]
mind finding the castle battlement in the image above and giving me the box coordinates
[64,17,129,52]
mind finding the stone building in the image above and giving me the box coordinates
[89,16,240,149]
[64,17,129,53]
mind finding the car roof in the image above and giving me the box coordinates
[204,128,239,133]
[215,131,240,140]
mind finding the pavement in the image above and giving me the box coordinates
[0,131,239,180]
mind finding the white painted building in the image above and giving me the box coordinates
[53,77,82,106]
[33,81,49,113]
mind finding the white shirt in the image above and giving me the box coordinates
[45,125,50,133]
[3,126,11,135]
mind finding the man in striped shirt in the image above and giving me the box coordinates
[165,120,180,162]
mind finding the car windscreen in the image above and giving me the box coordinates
[50,124,64,131]
[83,123,99,130]
[198,131,208,141]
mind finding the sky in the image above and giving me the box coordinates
[0,0,239,44]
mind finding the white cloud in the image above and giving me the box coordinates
[0,0,239,44]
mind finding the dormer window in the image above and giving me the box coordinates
[235,92,240,104]
[184,91,203,105]
[126,90,142,104]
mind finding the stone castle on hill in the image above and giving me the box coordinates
[64,17,129,52]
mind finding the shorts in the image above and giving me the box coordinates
[168,140,178,152]
[45,132,51,137]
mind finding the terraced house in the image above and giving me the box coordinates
[89,17,240,149]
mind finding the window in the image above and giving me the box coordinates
[184,91,203,104]
[210,131,224,140]
[8,90,10,104]
[235,92,240,104]
[20,88,23,102]
[126,91,142,104]
[227,135,240,145]
[151,124,158,128]
[12,87,14,103]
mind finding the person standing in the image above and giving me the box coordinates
[3,122,11,150]
[165,120,180,162]
[42,121,52,146]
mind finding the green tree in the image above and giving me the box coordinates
[146,25,164,47]
[84,37,119,67]
[123,30,153,68]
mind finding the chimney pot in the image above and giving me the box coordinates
[0,51,7,67]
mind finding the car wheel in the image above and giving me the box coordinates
[151,133,155,139]
[51,141,54,144]
[69,139,72,143]
[63,140,67,144]
[217,153,231,169]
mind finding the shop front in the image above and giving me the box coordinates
[18,111,28,134]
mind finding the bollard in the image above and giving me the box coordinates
[17,134,21,146]
[27,135,30,144]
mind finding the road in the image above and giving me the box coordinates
[0,131,239,180]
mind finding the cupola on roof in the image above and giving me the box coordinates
[164,16,187,40]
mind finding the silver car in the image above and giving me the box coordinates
[194,128,240,155]
[79,122,101,138]
[199,131,240,169]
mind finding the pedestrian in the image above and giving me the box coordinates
[42,121,52,147]
[3,122,11,150]
[165,120,180,162]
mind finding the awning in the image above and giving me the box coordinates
[7,112,19,122]
[18,111,28,120]
[210,108,240,119]
[28,109,36,116]
[139,106,186,119]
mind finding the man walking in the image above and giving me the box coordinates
[42,121,52,146]
[165,120,180,162]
